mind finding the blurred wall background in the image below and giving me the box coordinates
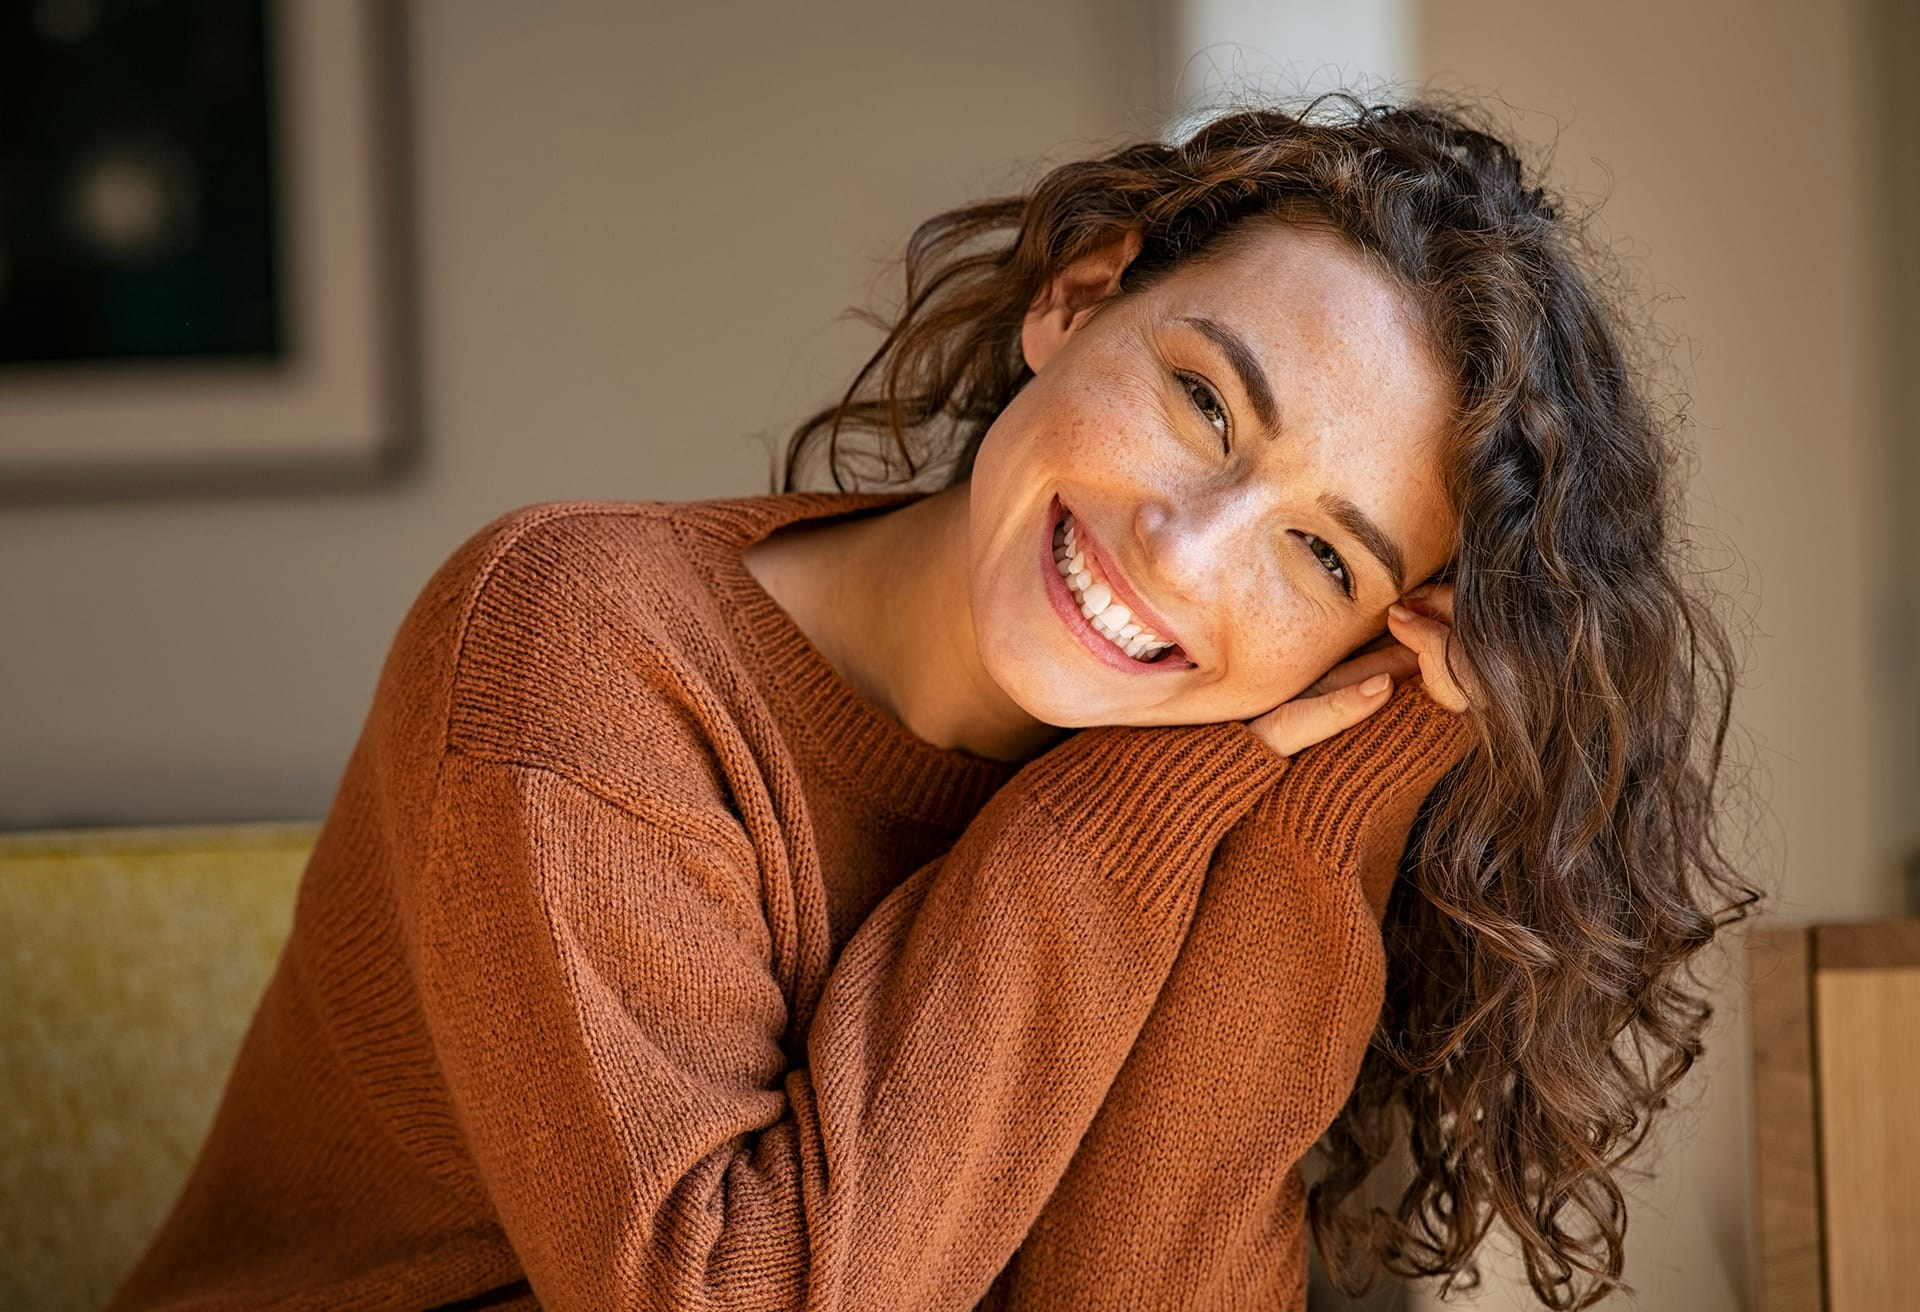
[3,1,1913,1308]
[0,0,1167,829]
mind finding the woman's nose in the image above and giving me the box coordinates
[1131,495,1245,608]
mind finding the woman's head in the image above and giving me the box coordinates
[967,215,1457,728]
[782,91,1760,1310]
[789,93,1665,745]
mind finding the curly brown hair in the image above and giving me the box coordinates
[773,91,1766,1311]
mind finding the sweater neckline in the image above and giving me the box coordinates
[672,488,1027,830]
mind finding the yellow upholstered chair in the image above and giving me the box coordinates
[0,821,317,1312]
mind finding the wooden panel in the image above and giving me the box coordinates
[1814,965,1920,1310]
[1815,918,1920,970]
[1748,925,1825,1312]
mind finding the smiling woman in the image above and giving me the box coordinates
[105,91,1759,1312]
[767,92,1763,1308]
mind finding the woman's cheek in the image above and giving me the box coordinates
[1242,606,1346,698]
[1060,371,1170,455]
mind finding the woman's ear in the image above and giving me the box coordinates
[1021,227,1143,373]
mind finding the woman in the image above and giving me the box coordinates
[108,93,1757,1312]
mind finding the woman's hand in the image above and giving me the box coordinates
[1246,580,1476,759]
[1387,580,1475,713]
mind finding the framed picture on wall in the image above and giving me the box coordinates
[0,0,416,502]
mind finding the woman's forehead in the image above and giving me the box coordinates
[1162,225,1424,355]
[1145,259,1450,443]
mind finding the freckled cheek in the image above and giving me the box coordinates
[1046,392,1161,468]
[1217,599,1340,689]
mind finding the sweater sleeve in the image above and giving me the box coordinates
[980,678,1478,1311]
[408,713,1290,1311]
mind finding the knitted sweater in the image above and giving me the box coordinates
[105,489,1476,1312]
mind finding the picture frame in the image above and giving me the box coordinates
[0,0,417,504]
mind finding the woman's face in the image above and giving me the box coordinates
[966,218,1458,729]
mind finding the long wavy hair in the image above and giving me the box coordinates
[772,91,1764,1311]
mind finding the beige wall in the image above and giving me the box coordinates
[0,0,1158,829]
[1408,0,1904,1308]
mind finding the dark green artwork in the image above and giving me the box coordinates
[0,0,283,365]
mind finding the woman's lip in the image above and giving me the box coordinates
[1054,497,1191,660]
[1043,494,1194,673]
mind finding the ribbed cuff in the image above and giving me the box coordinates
[1268,678,1478,877]
[1018,718,1291,910]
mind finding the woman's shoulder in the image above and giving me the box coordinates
[424,497,702,664]
[381,497,760,816]
[371,489,918,822]
[439,496,692,605]
[436,489,904,613]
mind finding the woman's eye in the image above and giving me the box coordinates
[1177,372,1230,451]
[1301,532,1355,599]
[1172,367,1351,601]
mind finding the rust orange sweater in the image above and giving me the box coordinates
[105,489,1475,1311]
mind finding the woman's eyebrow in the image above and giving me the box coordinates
[1174,313,1409,594]
[1175,314,1279,436]
[1316,490,1410,595]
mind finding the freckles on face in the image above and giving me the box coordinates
[1041,334,1176,470]
[1183,543,1372,715]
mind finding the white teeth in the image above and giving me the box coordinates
[1052,508,1177,662]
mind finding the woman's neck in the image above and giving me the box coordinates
[743,481,1067,764]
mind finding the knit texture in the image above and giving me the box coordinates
[104,490,1476,1312]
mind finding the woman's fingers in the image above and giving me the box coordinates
[1386,597,1472,713]
[1248,576,1471,760]
[1303,641,1421,699]
[1405,578,1453,622]
[1247,670,1396,760]
[1298,622,1421,699]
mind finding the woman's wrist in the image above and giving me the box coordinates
[1016,719,1291,876]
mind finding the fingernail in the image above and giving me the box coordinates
[1362,673,1391,695]
[1408,581,1437,598]
[1388,603,1414,622]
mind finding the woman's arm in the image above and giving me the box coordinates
[408,706,1292,1310]
[979,678,1477,1311]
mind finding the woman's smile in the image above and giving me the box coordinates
[1042,493,1195,675]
